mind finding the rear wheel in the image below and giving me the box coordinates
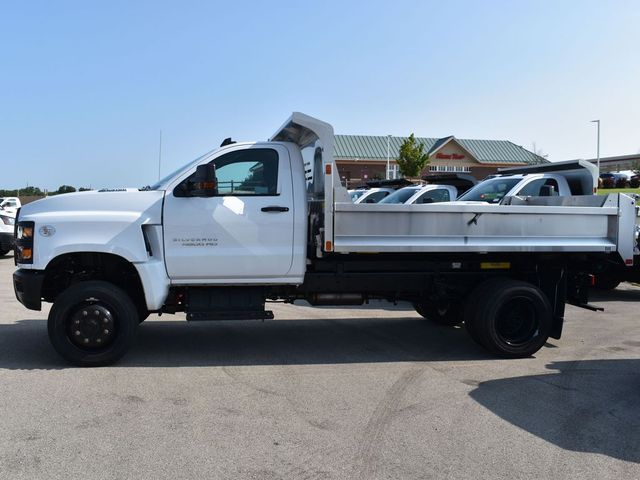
[413,300,462,326]
[48,281,138,366]
[465,279,552,358]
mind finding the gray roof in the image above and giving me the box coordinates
[334,134,548,165]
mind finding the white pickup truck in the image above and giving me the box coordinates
[12,113,639,366]
[456,160,597,204]
[0,197,21,215]
[0,209,16,256]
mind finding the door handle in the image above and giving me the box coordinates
[261,206,289,212]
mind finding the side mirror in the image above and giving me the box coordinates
[188,164,218,197]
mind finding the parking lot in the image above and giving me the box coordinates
[0,254,638,479]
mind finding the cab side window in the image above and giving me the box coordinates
[417,189,450,203]
[363,191,390,203]
[518,178,559,196]
[177,148,279,197]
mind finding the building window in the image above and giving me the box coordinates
[429,165,470,173]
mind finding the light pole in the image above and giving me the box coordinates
[386,135,391,180]
[590,119,600,174]
[158,130,163,181]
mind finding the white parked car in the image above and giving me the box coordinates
[353,187,395,204]
[0,197,21,215]
[348,189,367,202]
[0,210,16,256]
[455,160,597,204]
[378,184,458,205]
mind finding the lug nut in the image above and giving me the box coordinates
[96,339,102,344]
[82,311,88,316]
[75,330,81,336]
[104,329,109,335]
[103,318,109,324]
[75,319,80,325]
[83,338,89,344]
[94,310,99,315]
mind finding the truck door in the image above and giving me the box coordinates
[163,144,295,281]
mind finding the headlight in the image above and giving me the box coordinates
[17,224,33,239]
[15,221,34,264]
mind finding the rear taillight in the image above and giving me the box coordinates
[0,215,14,226]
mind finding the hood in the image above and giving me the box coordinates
[19,189,164,223]
[16,189,166,269]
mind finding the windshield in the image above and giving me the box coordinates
[145,149,216,190]
[378,187,420,204]
[350,190,366,201]
[457,177,521,203]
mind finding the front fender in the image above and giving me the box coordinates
[23,213,153,270]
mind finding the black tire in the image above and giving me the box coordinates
[463,280,501,346]
[593,275,621,291]
[413,300,462,326]
[48,281,138,367]
[0,249,10,256]
[467,279,552,358]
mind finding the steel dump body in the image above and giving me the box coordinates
[271,113,635,263]
[332,195,633,256]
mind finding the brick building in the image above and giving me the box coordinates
[334,134,548,188]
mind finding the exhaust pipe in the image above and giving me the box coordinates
[306,293,364,306]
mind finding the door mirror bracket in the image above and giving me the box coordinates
[187,164,218,197]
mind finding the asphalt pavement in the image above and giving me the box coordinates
[0,254,638,479]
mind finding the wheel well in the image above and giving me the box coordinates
[42,252,147,312]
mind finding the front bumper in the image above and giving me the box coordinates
[13,269,45,311]
[0,232,14,253]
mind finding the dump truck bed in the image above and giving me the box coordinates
[270,113,636,264]
[332,194,635,261]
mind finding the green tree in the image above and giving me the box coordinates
[21,186,44,196]
[56,185,77,194]
[396,134,430,178]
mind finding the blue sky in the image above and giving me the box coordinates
[1,0,639,190]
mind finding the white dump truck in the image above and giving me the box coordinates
[12,113,639,366]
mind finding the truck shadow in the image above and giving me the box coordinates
[0,317,498,369]
[589,287,640,303]
[469,359,640,463]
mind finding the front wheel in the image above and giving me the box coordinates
[48,281,138,367]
